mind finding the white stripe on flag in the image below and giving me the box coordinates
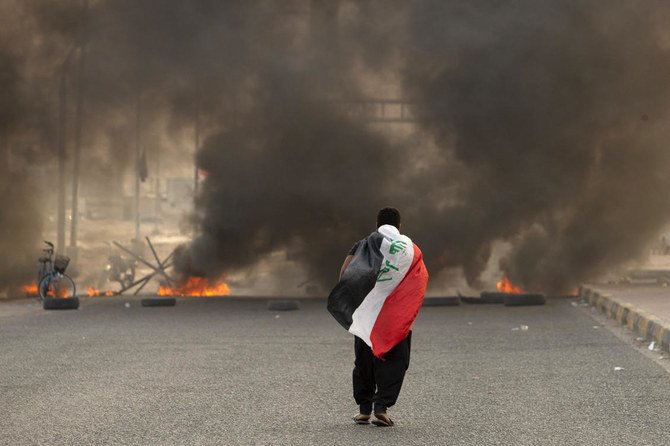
[349,225,415,347]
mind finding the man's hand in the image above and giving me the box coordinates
[339,255,354,280]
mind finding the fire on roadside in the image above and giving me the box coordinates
[23,281,83,298]
[158,276,230,297]
[22,283,38,296]
[50,288,72,298]
[33,284,71,298]
[87,287,115,297]
[497,275,525,294]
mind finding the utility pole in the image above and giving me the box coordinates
[154,143,160,219]
[134,90,142,242]
[68,0,88,260]
[193,82,200,196]
[68,44,86,259]
[57,49,74,251]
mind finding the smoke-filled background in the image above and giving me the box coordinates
[2,0,670,295]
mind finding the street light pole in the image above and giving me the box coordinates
[155,143,160,219]
[194,82,200,196]
[134,90,142,242]
[68,0,89,260]
[57,48,74,251]
[68,44,86,259]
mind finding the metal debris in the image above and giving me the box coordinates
[112,237,176,295]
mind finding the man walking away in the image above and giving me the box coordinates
[327,207,429,427]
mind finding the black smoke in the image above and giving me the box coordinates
[3,0,670,294]
[0,44,42,288]
[404,0,670,292]
[175,84,405,285]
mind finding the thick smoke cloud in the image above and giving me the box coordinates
[172,2,410,285]
[0,0,81,292]
[175,86,405,285]
[1,4,67,292]
[0,44,43,288]
[404,0,670,292]
[184,0,670,293]
[3,0,670,294]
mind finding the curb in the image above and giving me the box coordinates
[580,286,670,353]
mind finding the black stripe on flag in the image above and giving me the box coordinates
[327,231,385,330]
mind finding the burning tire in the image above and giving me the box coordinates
[42,297,80,310]
[503,294,546,306]
[267,300,300,311]
[141,297,176,307]
[422,297,460,307]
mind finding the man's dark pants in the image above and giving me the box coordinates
[353,331,411,414]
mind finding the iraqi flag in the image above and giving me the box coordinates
[327,224,429,358]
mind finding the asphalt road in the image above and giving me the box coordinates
[1,296,669,446]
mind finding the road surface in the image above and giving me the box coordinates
[1,297,669,445]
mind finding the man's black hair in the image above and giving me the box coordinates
[377,207,401,229]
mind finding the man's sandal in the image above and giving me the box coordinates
[371,412,394,427]
[352,413,371,425]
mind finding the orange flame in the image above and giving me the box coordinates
[43,286,71,298]
[23,281,77,298]
[86,287,116,297]
[158,276,230,297]
[22,283,38,296]
[497,275,525,294]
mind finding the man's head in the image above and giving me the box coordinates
[377,207,401,229]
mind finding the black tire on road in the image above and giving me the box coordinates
[43,297,80,310]
[141,297,177,307]
[503,294,546,306]
[422,297,460,307]
[461,296,493,304]
[474,292,506,304]
[267,300,300,311]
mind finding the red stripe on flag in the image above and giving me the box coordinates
[370,243,428,358]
